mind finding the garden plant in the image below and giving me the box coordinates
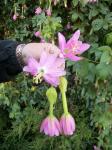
[0,0,112,150]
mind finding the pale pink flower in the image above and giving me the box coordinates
[23,51,66,87]
[89,0,97,2]
[66,22,71,30]
[40,116,61,136]
[35,7,42,15]
[58,30,90,61]
[60,114,75,135]
[34,31,41,37]
[46,8,51,16]
[40,38,46,43]
[12,14,17,21]
[53,0,58,5]
[93,145,101,150]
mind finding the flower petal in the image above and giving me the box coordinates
[67,30,80,45]
[66,53,83,62]
[76,43,90,54]
[58,32,66,52]
[44,74,59,87]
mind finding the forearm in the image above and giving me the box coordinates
[0,40,22,83]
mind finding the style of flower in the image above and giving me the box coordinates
[58,30,90,61]
[35,7,42,15]
[23,51,66,87]
[12,14,17,21]
[34,31,41,37]
[40,116,61,136]
[60,113,75,135]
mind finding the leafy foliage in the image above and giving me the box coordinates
[0,0,112,150]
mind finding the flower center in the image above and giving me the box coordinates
[33,68,46,84]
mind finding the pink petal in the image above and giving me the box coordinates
[39,51,48,66]
[66,53,83,62]
[67,30,80,45]
[44,74,59,87]
[44,54,57,68]
[77,43,90,54]
[23,57,39,75]
[58,32,66,52]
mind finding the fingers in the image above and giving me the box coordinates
[42,43,60,56]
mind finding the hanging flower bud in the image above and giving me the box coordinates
[46,8,51,16]
[12,14,17,21]
[46,87,57,104]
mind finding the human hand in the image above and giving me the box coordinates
[22,43,60,64]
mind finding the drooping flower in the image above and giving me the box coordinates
[53,0,58,5]
[40,116,61,136]
[34,31,41,37]
[12,14,17,21]
[88,0,98,3]
[93,145,101,150]
[59,77,76,136]
[46,8,51,16]
[83,0,97,4]
[66,22,71,30]
[35,7,42,15]
[23,51,66,87]
[58,30,90,61]
[60,113,75,135]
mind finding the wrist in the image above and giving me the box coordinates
[16,44,26,66]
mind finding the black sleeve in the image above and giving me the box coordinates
[0,40,22,83]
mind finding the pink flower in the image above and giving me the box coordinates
[66,22,71,30]
[40,116,61,136]
[60,114,75,135]
[58,30,90,61]
[53,0,58,5]
[34,31,41,37]
[89,0,97,2]
[12,14,17,21]
[35,7,42,15]
[23,51,66,87]
[40,38,46,43]
[93,145,101,150]
[46,8,51,16]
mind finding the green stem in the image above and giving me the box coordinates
[49,103,54,117]
[62,91,69,115]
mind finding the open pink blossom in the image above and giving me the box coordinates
[23,51,66,87]
[35,7,42,15]
[58,30,90,61]
[40,116,61,136]
[60,114,75,135]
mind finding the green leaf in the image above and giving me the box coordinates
[98,46,111,52]
[100,51,111,63]
[96,63,112,79]
[92,19,104,31]
[105,32,112,45]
